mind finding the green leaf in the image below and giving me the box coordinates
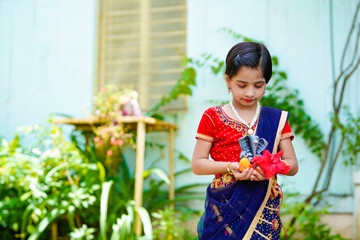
[45,162,68,182]
[97,161,106,183]
[100,181,114,240]
[272,56,279,66]
[178,85,192,95]
[135,206,153,239]
[143,168,170,185]
[28,208,66,240]
[243,37,253,42]
[175,183,209,192]
[21,204,35,240]
[20,191,33,202]
[279,71,287,79]
[67,205,76,231]
[182,67,196,85]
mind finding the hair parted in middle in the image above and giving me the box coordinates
[225,42,272,83]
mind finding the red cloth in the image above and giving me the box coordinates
[251,150,290,179]
[195,106,294,163]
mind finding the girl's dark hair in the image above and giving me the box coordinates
[225,42,272,83]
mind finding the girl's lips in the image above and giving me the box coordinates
[243,99,254,103]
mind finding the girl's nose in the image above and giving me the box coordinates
[245,89,255,97]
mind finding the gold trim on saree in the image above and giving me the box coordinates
[272,111,289,154]
[243,111,288,239]
[254,229,272,240]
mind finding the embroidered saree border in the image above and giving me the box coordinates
[243,110,288,239]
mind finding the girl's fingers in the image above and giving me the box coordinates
[235,168,253,180]
[251,169,266,181]
[255,167,265,176]
[233,167,267,181]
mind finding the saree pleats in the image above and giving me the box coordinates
[198,180,268,239]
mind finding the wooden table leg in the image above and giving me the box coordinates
[169,128,175,209]
[134,121,146,236]
[51,223,57,240]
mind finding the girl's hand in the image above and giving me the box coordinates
[229,163,253,180]
[230,163,266,181]
[250,166,266,181]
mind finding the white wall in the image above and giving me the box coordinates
[0,0,96,139]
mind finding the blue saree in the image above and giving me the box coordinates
[198,107,289,240]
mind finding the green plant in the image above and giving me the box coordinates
[99,181,153,240]
[69,224,96,240]
[152,207,198,240]
[0,125,101,239]
[280,192,346,240]
[70,126,205,237]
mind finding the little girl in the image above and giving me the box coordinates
[192,42,298,240]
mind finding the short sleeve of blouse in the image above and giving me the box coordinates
[195,108,215,142]
[281,121,294,141]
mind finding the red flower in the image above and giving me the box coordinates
[251,150,290,179]
[107,150,113,156]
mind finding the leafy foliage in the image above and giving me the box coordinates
[146,67,197,117]
[70,126,203,239]
[152,207,198,240]
[261,71,326,159]
[280,192,346,240]
[0,122,200,239]
[333,109,360,166]
[0,125,100,239]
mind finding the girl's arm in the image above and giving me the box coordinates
[192,139,255,180]
[191,139,228,175]
[278,138,298,176]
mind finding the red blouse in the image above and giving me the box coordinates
[195,106,294,163]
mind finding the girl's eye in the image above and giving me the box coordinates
[238,85,246,88]
[255,84,264,88]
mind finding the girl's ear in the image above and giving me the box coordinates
[225,74,230,87]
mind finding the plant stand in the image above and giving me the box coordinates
[53,116,178,237]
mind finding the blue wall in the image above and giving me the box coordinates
[0,0,96,139]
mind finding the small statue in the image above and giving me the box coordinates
[238,135,290,179]
[238,135,268,171]
[122,91,142,116]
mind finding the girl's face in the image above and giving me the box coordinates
[225,67,266,110]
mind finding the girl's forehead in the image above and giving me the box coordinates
[234,67,265,81]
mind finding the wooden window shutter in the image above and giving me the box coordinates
[96,0,187,112]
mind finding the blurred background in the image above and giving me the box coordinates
[0,0,359,239]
